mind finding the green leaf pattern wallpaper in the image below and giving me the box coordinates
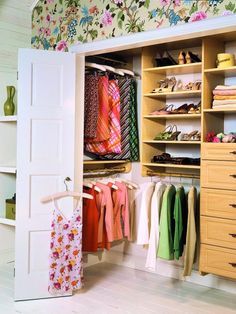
[31,0,236,51]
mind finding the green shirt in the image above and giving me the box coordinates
[173,187,187,260]
[157,185,176,260]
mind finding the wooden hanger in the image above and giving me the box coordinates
[83,181,101,193]
[102,65,125,76]
[116,68,135,77]
[85,62,106,72]
[41,177,93,203]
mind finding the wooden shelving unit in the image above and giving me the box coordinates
[141,42,202,177]
[204,65,236,77]
[143,90,201,99]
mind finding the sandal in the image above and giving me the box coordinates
[192,132,201,141]
[188,101,201,114]
[180,130,199,141]
[192,80,202,90]
[153,125,173,140]
[171,103,188,114]
[183,82,194,90]
[178,51,186,65]
[151,153,171,163]
[149,104,174,115]
[185,51,201,64]
[152,77,176,93]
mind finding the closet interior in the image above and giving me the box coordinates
[81,30,236,282]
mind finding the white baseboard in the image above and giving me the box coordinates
[105,250,236,295]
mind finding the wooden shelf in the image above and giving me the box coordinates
[143,90,201,99]
[143,140,201,145]
[143,114,201,119]
[0,218,15,227]
[0,115,17,122]
[204,66,236,77]
[204,108,236,113]
[144,63,202,75]
[142,163,200,169]
[83,160,128,165]
[0,166,16,174]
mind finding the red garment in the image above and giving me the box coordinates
[82,187,99,252]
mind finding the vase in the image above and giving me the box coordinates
[4,86,15,116]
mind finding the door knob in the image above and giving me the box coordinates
[229,262,236,268]
[229,233,236,238]
[229,204,236,208]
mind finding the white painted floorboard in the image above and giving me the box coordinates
[0,262,236,314]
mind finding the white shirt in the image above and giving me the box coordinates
[136,182,155,245]
[145,182,166,270]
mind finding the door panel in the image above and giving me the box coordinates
[15,49,77,300]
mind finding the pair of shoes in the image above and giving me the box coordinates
[149,104,174,115]
[151,154,200,165]
[180,130,201,141]
[152,77,176,93]
[153,124,181,141]
[155,51,177,67]
[182,80,202,91]
[171,103,195,114]
[178,51,201,65]
[151,153,171,163]
[188,101,201,114]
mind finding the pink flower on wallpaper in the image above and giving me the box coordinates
[46,14,51,22]
[114,0,123,4]
[44,28,51,36]
[222,10,234,16]
[46,0,54,3]
[38,27,44,35]
[173,0,181,6]
[189,11,207,22]
[101,10,113,26]
[160,0,170,6]
[56,40,67,52]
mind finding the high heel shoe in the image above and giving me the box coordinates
[152,77,176,93]
[185,51,201,63]
[178,51,186,65]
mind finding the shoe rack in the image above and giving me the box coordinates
[200,32,236,279]
[141,40,202,177]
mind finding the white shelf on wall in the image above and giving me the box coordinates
[0,116,17,122]
[0,218,15,227]
[0,166,16,174]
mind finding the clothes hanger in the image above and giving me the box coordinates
[83,181,101,193]
[41,177,93,203]
[102,65,125,76]
[97,178,118,190]
[85,62,107,72]
[116,68,135,77]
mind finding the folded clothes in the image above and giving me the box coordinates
[214,85,236,90]
[213,90,236,96]
[213,99,236,105]
[214,95,236,100]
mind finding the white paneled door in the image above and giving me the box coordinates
[15,49,76,300]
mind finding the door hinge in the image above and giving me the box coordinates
[17,71,19,80]
[14,267,15,277]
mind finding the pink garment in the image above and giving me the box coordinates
[111,182,130,241]
[95,182,114,243]
[213,90,236,96]
[48,200,83,294]
[85,79,121,155]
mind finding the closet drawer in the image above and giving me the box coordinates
[201,216,236,249]
[202,143,236,161]
[201,160,236,190]
[201,188,236,220]
[200,244,236,280]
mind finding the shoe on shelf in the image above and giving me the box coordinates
[155,51,177,67]
[171,103,189,114]
[149,104,174,115]
[185,51,201,63]
[152,77,176,93]
[178,51,186,65]
[180,130,199,141]
[188,101,201,114]
[151,153,171,163]
[154,124,180,141]
[192,80,202,90]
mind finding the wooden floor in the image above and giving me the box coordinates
[0,262,236,313]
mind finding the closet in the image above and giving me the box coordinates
[12,21,236,301]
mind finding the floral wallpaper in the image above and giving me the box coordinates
[31,0,236,51]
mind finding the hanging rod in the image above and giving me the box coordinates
[87,55,127,65]
[146,170,200,179]
[83,167,126,177]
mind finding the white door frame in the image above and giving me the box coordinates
[70,15,236,56]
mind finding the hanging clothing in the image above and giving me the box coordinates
[102,77,132,160]
[112,181,130,241]
[157,185,176,260]
[129,79,139,161]
[85,76,110,143]
[136,182,155,245]
[95,182,114,243]
[85,79,121,155]
[128,188,136,242]
[48,199,83,294]
[183,186,197,276]
[145,182,166,270]
[173,186,187,260]
[84,74,99,138]
[82,186,99,252]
